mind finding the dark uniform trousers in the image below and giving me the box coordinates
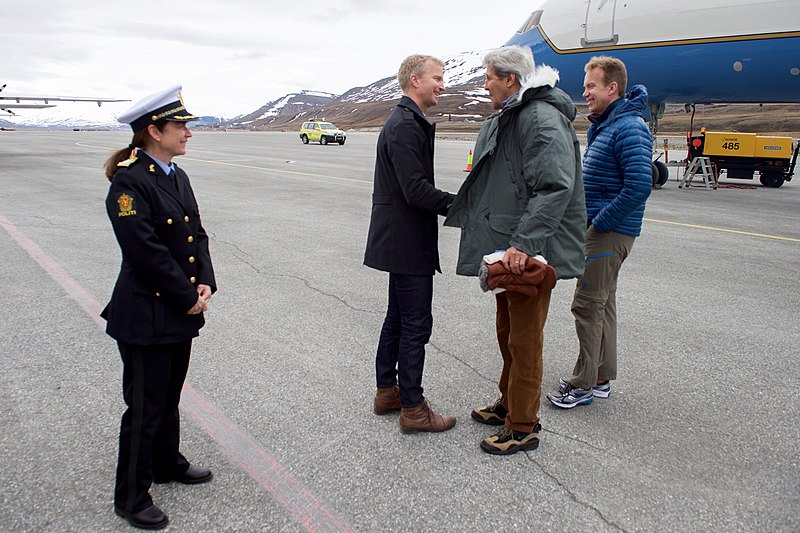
[115,340,192,513]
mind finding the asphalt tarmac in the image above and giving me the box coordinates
[1,130,798,532]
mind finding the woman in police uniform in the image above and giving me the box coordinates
[103,85,216,530]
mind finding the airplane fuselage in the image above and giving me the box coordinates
[504,0,800,105]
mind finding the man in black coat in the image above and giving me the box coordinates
[364,54,456,434]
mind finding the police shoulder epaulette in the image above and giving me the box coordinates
[117,155,139,168]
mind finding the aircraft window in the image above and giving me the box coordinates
[517,10,542,34]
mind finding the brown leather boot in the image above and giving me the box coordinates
[374,385,401,415]
[399,400,456,433]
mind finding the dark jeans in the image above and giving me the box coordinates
[375,273,433,408]
[115,340,192,512]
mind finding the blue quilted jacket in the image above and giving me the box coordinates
[583,84,652,236]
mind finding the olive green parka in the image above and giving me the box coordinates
[445,66,586,280]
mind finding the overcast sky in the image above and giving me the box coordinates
[5,0,544,118]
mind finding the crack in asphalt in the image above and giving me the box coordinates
[272,272,376,314]
[210,233,249,257]
[428,341,495,383]
[214,237,376,315]
[540,428,606,452]
[526,454,627,531]
[427,322,623,529]
[216,232,499,386]
[207,237,626,532]
[15,215,59,227]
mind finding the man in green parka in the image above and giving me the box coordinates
[445,46,586,455]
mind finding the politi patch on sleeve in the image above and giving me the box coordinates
[117,193,137,217]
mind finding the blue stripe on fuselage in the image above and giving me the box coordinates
[505,30,800,104]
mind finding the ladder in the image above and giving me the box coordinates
[679,157,717,190]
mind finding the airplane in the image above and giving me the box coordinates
[504,0,800,185]
[0,84,129,116]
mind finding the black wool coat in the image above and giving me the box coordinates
[101,151,217,344]
[364,96,454,276]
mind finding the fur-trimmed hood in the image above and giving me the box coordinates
[505,64,576,122]
[518,64,560,95]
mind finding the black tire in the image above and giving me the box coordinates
[320,136,328,145]
[301,134,308,144]
[339,140,345,145]
[654,160,670,186]
[761,172,785,188]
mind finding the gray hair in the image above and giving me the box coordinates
[483,46,535,85]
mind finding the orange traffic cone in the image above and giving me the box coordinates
[463,149,473,172]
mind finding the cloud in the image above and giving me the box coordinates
[4,0,543,116]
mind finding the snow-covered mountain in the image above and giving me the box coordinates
[7,50,491,129]
[341,49,489,104]
[228,50,493,129]
[1,99,224,130]
[1,100,129,129]
[233,90,338,126]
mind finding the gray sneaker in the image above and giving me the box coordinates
[547,377,571,402]
[592,380,611,398]
[547,381,594,409]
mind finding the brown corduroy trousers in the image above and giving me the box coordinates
[495,287,552,433]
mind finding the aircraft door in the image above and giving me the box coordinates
[582,0,618,47]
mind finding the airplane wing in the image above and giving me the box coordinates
[0,84,128,115]
[0,95,129,105]
[0,103,57,109]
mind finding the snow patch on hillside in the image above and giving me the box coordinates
[341,49,490,104]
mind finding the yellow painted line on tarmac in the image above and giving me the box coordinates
[74,141,371,186]
[76,141,117,150]
[79,140,793,240]
[183,157,371,185]
[644,217,800,243]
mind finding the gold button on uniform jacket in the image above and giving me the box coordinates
[101,151,216,344]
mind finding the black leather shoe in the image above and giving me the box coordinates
[114,504,169,530]
[154,464,213,485]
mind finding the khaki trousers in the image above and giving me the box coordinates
[569,227,635,389]
[495,287,552,433]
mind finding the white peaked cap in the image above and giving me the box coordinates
[117,84,199,132]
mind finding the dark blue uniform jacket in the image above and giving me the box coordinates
[101,151,216,344]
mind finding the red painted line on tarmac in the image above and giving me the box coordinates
[182,389,356,532]
[0,213,356,533]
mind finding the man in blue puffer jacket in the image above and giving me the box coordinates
[548,56,652,409]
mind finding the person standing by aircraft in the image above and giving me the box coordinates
[102,85,216,530]
[445,46,585,455]
[547,56,652,409]
[364,54,457,434]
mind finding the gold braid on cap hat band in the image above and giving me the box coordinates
[150,104,187,121]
